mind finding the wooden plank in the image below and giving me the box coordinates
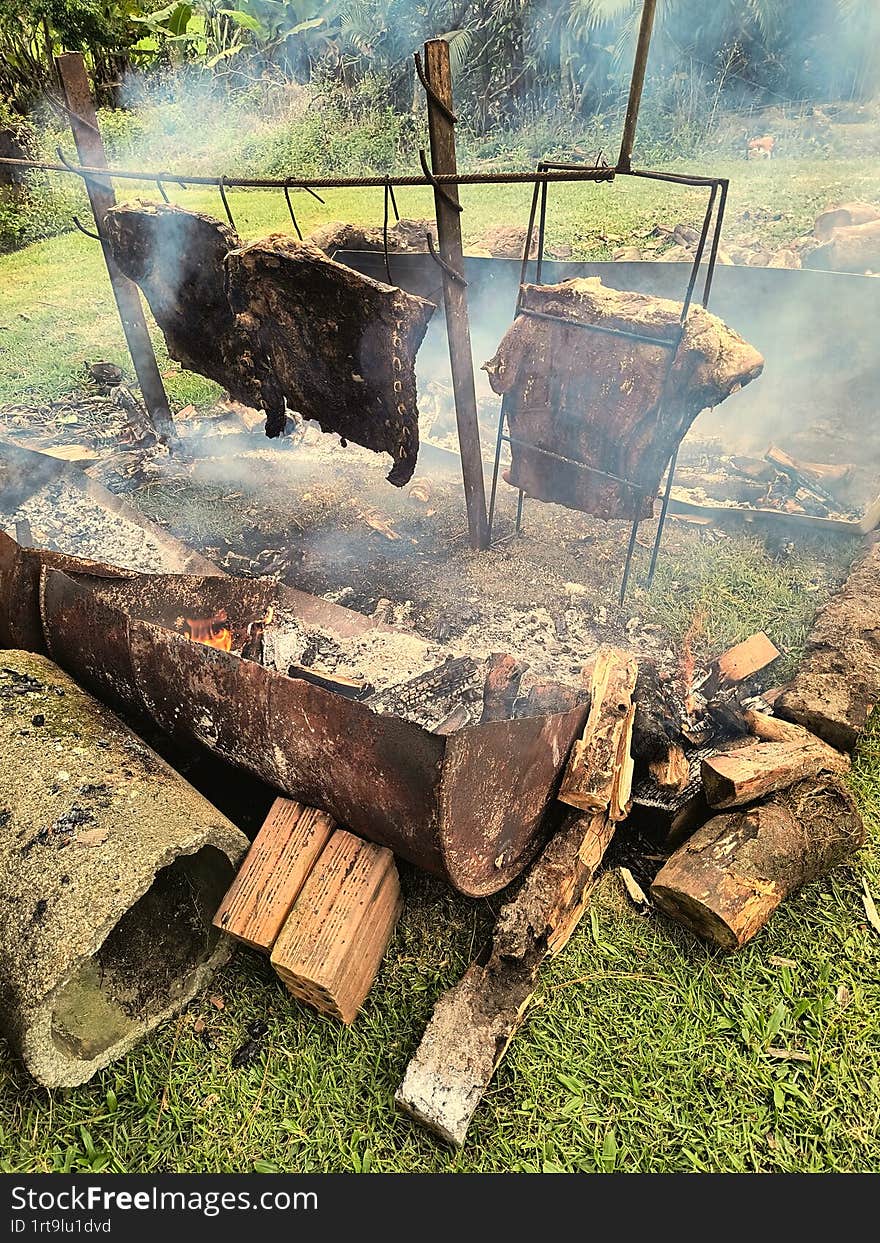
[423,38,488,551]
[558,646,638,818]
[54,53,174,442]
[396,811,614,1147]
[213,798,336,952]
[270,829,401,1024]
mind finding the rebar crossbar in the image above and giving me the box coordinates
[0,154,617,190]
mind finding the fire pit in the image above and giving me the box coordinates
[0,535,588,897]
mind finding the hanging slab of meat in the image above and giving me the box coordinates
[102,201,278,420]
[227,236,434,485]
[483,278,764,520]
[104,203,435,485]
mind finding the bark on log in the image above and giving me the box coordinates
[395,811,614,1146]
[651,776,864,949]
[482,277,764,520]
[701,714,849,808]
[777,537,880,750]
[104,202,435,484]
[559,646,637,819]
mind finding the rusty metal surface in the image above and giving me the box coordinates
[0,529,131,653]
[36,562,588,895]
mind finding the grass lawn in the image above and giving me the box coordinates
[0,156,879,1173]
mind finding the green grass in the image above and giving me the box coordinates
[0,157,878,1173]
[0,780,877,1173]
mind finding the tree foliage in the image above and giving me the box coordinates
[1,0,878,122]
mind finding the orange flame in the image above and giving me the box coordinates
[184,609,233,652]
[680,607,707,717]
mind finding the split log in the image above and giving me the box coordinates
[814,201,880,241]
[270,829,401,1023]
[651,776,864,949]
[631,659,681,763]
[395,811,614,1146]
[287,666,373,700]
[701,631,780,699]
[213,798,336,952]
[765,445,853,492]
[104,202,436,484]
[805,218,880,274]
[482,277,764,520]
[480,653,528,722]
[559,646,637,819]
[649,742,690,792]
[777,537,880,750]
[701,713,848,808]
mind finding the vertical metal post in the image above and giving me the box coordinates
[423,38,489,550]
[617,0,658,173]
[55,52,175,442]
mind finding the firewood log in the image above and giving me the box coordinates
[559,646,637,819]
[651,776,864,949]
[480,653,528,722]
[777,537,880,751]
[701,713,848,809]
[396,811,614,1146]
[649,743,690,792]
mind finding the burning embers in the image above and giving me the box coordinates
[183,609,233,652]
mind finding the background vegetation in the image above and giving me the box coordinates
[2,1,879,252]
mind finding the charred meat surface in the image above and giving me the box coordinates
[483,278,764,520]
[103,203,435,485]
[227,235,434,485]
[102,201,275,418]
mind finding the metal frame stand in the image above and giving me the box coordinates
[487,161,729,604]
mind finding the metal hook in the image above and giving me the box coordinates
[300,184,325,204]
[418,149,462,213]
[386,177,400,223]
[55,146,110,191]
[283,186,303,240]
[382,182,393,284]
[413,52,457,124]
[155,176,169,203]
[218,176,236,230]
[426,233,467,286]
[72,215,100,241]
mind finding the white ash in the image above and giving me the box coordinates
[262,607,460,699]
[1,477,172,573]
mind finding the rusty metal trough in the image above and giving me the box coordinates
[0,531,586,897]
